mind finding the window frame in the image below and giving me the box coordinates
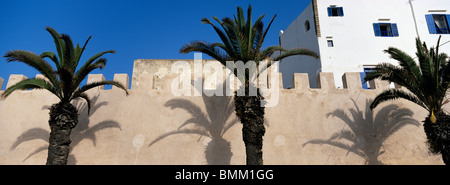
[327,7,344,17]
[373,23,399,37]
[327,40,334,47]
[426,14,450,34]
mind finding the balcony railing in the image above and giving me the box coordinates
[380,31,393,37]
[437,28,450,34]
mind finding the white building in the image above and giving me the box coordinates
[279,0,450,88]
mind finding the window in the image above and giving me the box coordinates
[426,14,450,34]
[327,40,334,47]
[360,67,375,89]
[373,23,399,37]
[328,7,344,17]
[304,20,310,32]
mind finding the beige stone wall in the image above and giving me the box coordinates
[0,59,444,164]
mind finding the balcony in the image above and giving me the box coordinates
[437,28,450,34]
[380,31,393,37]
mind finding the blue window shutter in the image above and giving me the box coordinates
[426,14,437,34]
[327,7,332,16]
[338,7,344,16]
[373,23,381,36]
[446,14,450,28]
[360,72,369,89]
[391,23,399,36]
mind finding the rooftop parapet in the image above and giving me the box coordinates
[129,60,396,94]
[1,59,396,96]
[0,73,130,93]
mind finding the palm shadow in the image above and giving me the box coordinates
[303,98,420,165]
[149,77,240,164]
[148,77,271,165]
[10,95,121,165]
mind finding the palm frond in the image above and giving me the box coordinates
[258,14,276,53]
[222,17,240,55]
[73,58,107,88]
[72,80,128,102]
[60,33,75,70]
[1,78,58,98]
[74,36,92,67]
[272,48,319,62]
[45,26,65,67]
[78,50,115,74]
[40,51,60,70]
[4,50,58,87]
[180,41,230,64]
[258,45,287,61]
[384,47,422,83]
[251,15,266,52]
[73,93,91,115]
[370,89,428,111]
[202,17,235,58]
[364,63,426,103]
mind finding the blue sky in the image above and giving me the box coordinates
[0,0,310,90]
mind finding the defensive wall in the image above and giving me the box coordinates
[0,59,444,164]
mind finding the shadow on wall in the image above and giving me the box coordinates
[303,99,420,165]
[148,94,238,165]
[10,95,121,165]
[149,77,247,165]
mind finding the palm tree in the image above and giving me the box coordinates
[180,5,319,165]
[2,26,128,165]
[364,37,450,164]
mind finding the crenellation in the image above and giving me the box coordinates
[113,73,130,90]
[292,73,310,92]
[0,60,402,93]
[0,77,3,90]
[35,74,45,79]
[6,74,28,90]
[87,74,106,90]
[316,72,336,90]
[342,72,363,90]
[276,73,283,90]
[35,74,51,83]
[0,71,397,94]
[369,78,391,90]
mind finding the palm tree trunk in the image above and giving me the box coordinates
[46,102,78,165]
[234,85,265,165]
[423,112,450,165]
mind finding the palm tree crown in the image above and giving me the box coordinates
[2,26,128,113]
[180,5,318,83]
[364,37,450,123]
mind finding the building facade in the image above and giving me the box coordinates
[279,0,450,88]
